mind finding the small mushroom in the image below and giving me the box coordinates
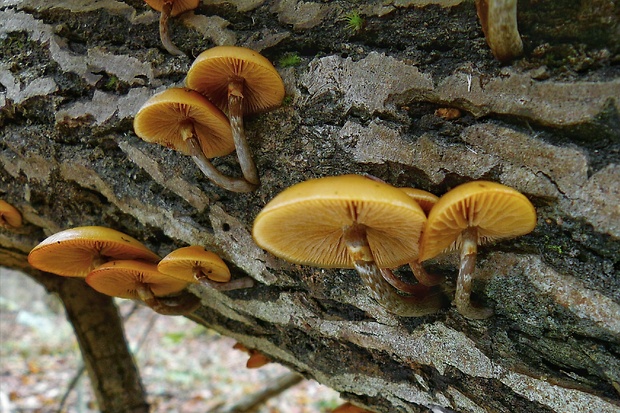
[134,87,257,192]
[186,46,286,187]
[332,403,375,413]
[144,0,199,56]
[86,260,200,315]
[252,174,445,317]
[157,245,255,291]
[232,342,271,368]
[419,181,537,319]
[398,187,444,287]
[0,200,22,230]
[27,226,160,277]
[475,0,523,62]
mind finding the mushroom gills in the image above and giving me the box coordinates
[343,224,444,317]
[456,226,493,319]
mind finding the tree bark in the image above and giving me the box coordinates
[1,1,619,412]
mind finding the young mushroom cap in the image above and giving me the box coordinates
[185,46,285,115]
[0,200,23,229]
[158,245,231,283]
[252,174,427,269]
[27,226,160,277]
[398,187,439,216]
[331,403,375,413]
[134,87,235,158]
[144,0,199,16]
[419,180,537,261]
[86,260,189,300]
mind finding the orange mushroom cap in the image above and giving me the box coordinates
[0,200,23,229]
[133,87,235,158]
[398,187,439,216]
[157,246,231,283]
[252,174,427,269]
[331,402,375,413]
[144,0,199,16]
[86,260,188,299]
[186,46,285,115]
[28,226,160,277]
[419,180,536,261]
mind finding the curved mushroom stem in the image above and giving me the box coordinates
[159,1,185,56]
[343,224,445,317]
[408,261,445,286]
[185,130,258,193]
[456,226,493,319]
[228,79,260,186]
[136,284,200,316]
[193,268,255,291]
[475,0,523,62]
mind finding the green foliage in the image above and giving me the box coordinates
[344,11,365,33]
[282,95,293,106]
[278,52,302,68]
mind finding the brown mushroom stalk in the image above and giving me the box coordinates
[140,287,202,315]
[228,79,260,186]
[456,226,493,319]
[158,0,184,56]
[475,0,523,62]
[343,223,442,316]
[184,132,258,192]
[192,271,255,291]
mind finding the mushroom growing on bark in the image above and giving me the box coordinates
[186,46,286,188]
[232,342,271,368]
[134,87,257,192]
[158,245,255,291]
[419,180,537,319]
[27,226,160,277]
[0,200,22,230]
[252,174,445,317]
[144,0,199,56]
[475,0,523,62]
[86,260,200,315]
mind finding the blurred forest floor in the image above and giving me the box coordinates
[0,267,342,412]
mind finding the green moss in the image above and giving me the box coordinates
[278,52,302,68]
[344,11,365,33]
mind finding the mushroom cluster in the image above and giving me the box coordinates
[252,175,536,319]
[27,226,253,315]
[134,46,285,193]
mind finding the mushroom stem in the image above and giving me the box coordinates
[475,0,523,62]
[228,79,260,186]
[408,261,445,287]
[136,284,199,315]
[343,224,444,317]
[185,131,258,193]
[159,1,185,56]
[192,268,255,291]
[456,226,493,319]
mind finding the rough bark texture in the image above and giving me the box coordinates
[1,1,619,412]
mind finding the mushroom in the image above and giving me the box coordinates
[252,174,445,317]
[157,245,255,291]
[144,0,199,56]
[0,200,22,230]
[86,260,200,315]
[232,342,271,368]
[332,403,375,413]
[475,0,523,62]
[133,87,257,192]
[27,226,160,277]
[185,46,286,187]
[419,180,537,319]
[397,187,444,288]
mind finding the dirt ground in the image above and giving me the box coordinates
[0,267,343,413]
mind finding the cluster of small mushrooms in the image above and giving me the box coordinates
[134,45,285,192]
[252,175,537,319]
[27,226,253,316]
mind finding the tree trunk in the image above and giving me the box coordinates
[1,1,619,412]
[27,272,150,413]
